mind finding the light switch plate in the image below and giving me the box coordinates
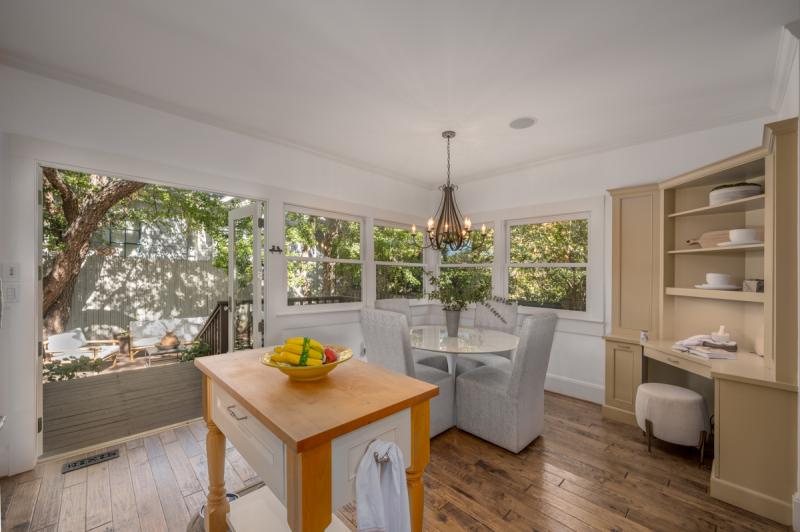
[0,262,21,281]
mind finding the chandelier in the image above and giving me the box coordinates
[412,131,486,251]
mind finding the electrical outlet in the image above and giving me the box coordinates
[4,282,20,303]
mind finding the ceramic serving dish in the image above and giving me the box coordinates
[261,344,353,381]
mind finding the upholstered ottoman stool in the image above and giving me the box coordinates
[635,382,711,464]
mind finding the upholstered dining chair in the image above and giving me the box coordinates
[375,298,448,372]
[456,311,557,453]
[360,308,455,437]
[455,300,520,375]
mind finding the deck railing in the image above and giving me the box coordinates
[195,300,229,354]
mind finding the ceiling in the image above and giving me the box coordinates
[0,1,797,188]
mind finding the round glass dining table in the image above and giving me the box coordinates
[410,325,520,375]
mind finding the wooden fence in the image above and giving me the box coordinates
[66,255,227,338]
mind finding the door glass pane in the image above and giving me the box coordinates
[232,216,254,350]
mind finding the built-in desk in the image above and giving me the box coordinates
[195,350,438,532]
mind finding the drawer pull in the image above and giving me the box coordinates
[666,357,681,365]
[227,405,248,421]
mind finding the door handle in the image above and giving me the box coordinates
[227,405,247,421]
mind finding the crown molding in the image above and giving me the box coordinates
[768,26,799,113]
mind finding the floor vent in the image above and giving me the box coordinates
[61,449,119,474]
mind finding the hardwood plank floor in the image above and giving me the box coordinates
[1,392,789,531]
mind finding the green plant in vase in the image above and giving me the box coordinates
[426,269,507,336]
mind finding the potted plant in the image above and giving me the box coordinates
[426,269,495,336]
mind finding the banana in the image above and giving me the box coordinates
[281,343,323,360]
[286,337,324,354]
[271,351,323,367]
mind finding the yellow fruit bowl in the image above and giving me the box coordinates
[261,344,353,382]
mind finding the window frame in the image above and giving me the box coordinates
[437,222,495,300]
[373,220,426,302]
[283,204,365,311]
[504,212,591,317]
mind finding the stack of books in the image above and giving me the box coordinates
[672,341,738,360]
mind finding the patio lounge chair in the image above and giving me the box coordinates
[127,317,207,361]
[45,328,120,368]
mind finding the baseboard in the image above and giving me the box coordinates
[601,404,637,427]
[793,492,800,531]
[709,466,793,526]
[545,373,604,404]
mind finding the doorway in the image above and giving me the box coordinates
[38,165,264,455]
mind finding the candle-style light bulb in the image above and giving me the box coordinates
[444,222,448,231]
[427,217,434,230]
[411,224,417,234]
[481,223,487,235]
[464,217,472,230]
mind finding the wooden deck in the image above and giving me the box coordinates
[2,392,788,531]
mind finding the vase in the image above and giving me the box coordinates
[444,310,461,337]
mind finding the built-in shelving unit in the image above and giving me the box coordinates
[667,244,763,254]
[664,287,765,303]
[668,194,765,218]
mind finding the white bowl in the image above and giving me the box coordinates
[729,228,758,243]
[706,272,733,286]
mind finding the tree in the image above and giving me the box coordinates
[42,167,246,334]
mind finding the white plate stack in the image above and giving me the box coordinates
[708,183,762,206]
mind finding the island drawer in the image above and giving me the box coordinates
[211,383,286,502]
[330,408,412,510]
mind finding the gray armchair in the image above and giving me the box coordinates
[360,308,455,437]
[456,300,519,375]
[375,298,448,372]
[456,311,557,453]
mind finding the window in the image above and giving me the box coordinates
[373,223,424,299]
[285,208,363,306]
[439,227,494,293]
[506,216,588,312]
[95,222,142,257]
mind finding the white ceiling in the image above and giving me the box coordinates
[0,1,797,188]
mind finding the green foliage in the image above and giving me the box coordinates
[179,341,212,362]
[43,356,103,382]
[440,229,494,264]
[42,168,250,272]
[285,211,362,301]
[426,269,492,311]
[374,226,423,299]
[508,219,588,310]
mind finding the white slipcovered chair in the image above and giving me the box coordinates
[456,311,557,453]
[455,300,519,375]
[375,298,449,372]
[360,308,455,437]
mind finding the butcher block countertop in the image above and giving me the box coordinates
[195,349,438,452]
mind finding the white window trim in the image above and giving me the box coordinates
[373,219,426,303]
[503,207,600,321]
[283,205,365,312]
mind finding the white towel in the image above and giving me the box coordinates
[355,440,411,532]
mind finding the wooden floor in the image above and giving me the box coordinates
[1,392,788,531]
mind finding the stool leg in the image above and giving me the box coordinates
[698,430,707,467]
[645,419,653,453]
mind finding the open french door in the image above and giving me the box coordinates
[227,202,265,351]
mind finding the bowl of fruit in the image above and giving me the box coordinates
[261,337,353,381]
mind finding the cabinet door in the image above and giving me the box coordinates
[604,341,642,413]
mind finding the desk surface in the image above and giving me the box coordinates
[642,339,795,391]
[196,350,438,452]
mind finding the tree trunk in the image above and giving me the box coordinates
[42,169,145,335]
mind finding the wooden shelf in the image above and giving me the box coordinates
[667,194,765,218]
[665,287,765,303]
[668,244,764,254]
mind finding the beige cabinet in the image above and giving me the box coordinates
[602,339,642,425]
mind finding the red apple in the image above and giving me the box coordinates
[323,347,338,363]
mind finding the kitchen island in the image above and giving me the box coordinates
[195,349,438,532]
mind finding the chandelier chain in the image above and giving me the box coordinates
[446,135,451,186]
